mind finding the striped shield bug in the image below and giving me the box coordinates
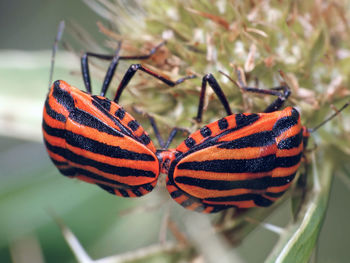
[43,39,196,198]
[151,70,348,213]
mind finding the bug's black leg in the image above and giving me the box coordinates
[164,129,179,149]
[99,42,123,97]
[114,64,196,103]
[143,114,189,149]
[196,74,233,123]
[81,41,166,95]
[235,69,291,113]
[82,42,122,96]
[147,115,166,148]
[164,127,189,149]
[262,86,291,113]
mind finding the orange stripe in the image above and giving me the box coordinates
[177,144,277,163]
[174,169,273,181]
[43,107,66,129]
[43,130,65,146]
[48,91,70,117]
[45,148,67,163]
[276,144,303,157]
[276,125,302,143]
[272,164,300,177]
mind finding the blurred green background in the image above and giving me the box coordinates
[0,1,350,262]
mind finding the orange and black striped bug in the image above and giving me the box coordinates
[153,70,349,213]
[42,40,196,198]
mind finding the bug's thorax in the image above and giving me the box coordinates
[156,149,177,175]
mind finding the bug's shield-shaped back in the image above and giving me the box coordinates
[43,80,159,197]
[166,107,304,213]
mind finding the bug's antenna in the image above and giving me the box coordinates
[309,102,349,133]
[49,21,65,89]
[219,70,240,88]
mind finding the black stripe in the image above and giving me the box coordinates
[218,118,228,130]
[175,175,273,190]
[44,139,157,178]
[200,126,212,137]
[177,155,276,173]
[185,137,196,148]
[44,98,66,123]
[206,194,273,208]
[132,189,143,197]
[115,108,125,119]
[177,153,302,174]
[255,195,273,207]
[118,189,129,197]
[278,131,303,150]
[97,184,116,194]
[170,190,183,199]
[140,133,151,145]
[276,154,302,168]
[69,109,124,137]
[218,131,275,149]
[51,158,68,166]
[174,172,296,191]
[65,131,155,161]
[52,80,75,111]
[142,184,154,192]
[265,191,286,198]
[65,149,156,178]
[269,173,296,187]
[273,108,299,136]
[88,96,134,138]
[42,120,66,138]
[58,167,76,176]
[128,120,140,131]
[235,113,259,128]
[175,151,183,158]
[92,96,111,111]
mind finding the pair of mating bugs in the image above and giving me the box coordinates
[43,41,348,213]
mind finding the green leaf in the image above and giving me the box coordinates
[266,159,334,262]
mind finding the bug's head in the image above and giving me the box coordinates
[156,149,177,175]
